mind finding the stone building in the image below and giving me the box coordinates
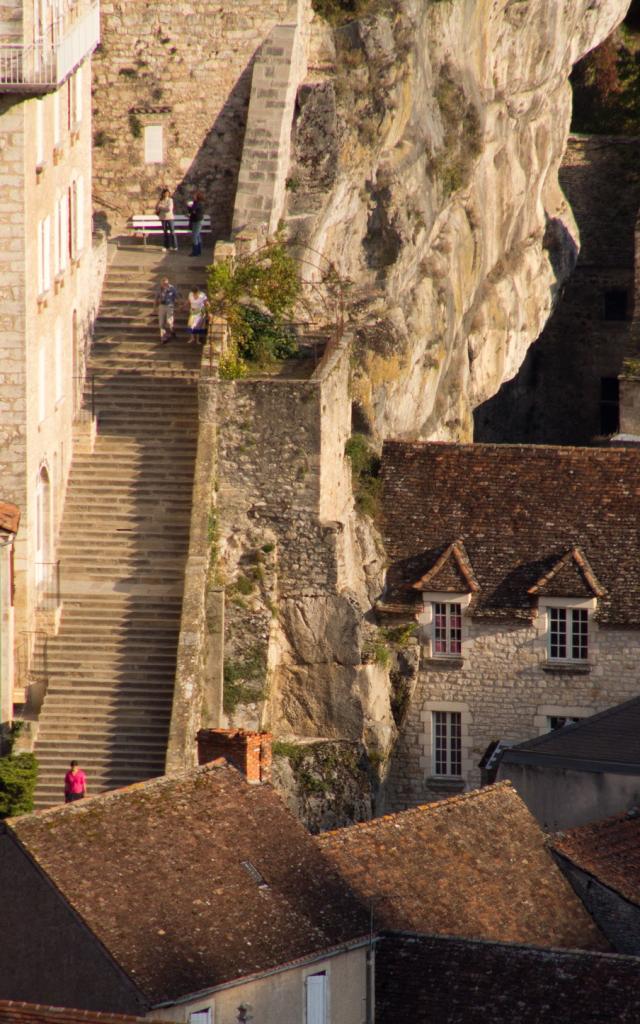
[0,502,20,726]
[91,0,308,237]
[475,135,640,444]
[378,441,640,810]
[0,0,101,709]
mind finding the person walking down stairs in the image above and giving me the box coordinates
[155,276,178,344]
[64,760,87,803]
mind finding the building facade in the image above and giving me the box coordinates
[0,0,100,707]
[379,442,640,809]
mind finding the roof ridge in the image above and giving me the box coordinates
[6,760,236,826]
[317,781,515,841]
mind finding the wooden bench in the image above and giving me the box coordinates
[129,214,212,245]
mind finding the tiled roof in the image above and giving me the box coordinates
[381,441,640,624]
[502,695,640,768]
[411,540,480,594]
[375,933,640,1024]
[6,763,368,1006]
[0,502,19,535]
[0,1004,168,1024]
[316,783,604,950]
[552,810,640,905]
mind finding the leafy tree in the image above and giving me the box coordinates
[0,752,38,819]
[207,238,300,377]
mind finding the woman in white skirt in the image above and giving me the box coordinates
[187,285,209,344]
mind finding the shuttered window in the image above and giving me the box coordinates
[306,972,327,1024]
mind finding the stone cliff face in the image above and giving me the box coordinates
[285,0,631,441]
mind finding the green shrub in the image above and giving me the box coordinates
[237,307,298,367]
[0,753,38,819]
[345,434,382,518]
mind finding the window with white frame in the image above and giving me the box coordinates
[433,601,462,656]
[38,343,46,423]
[53,89,61,148]
[37,216,51,294]
[74,65,83,124]
[548,606,588,661]
[74,175,84,254]
[36,97,45,167]
[144,124,164,164]
[188,1010,211,1024]
[306,972,327,1024]
[54,320,63,403]
[432,710,462,776]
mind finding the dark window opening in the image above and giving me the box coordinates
[603,289,628,322]
[600,377,619,435]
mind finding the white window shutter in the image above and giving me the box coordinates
[53,90,60,146]
[38,344,46,423]
[55,320,63,401]
[144,125,164,164]
[43,215,51,290]
[75,176,84,253]
[60,196,68,270]
[36,98,44,165]
[53,195,60,275]
[306,974,327,1024]
[37,220,43,295]
[74,66,83,124]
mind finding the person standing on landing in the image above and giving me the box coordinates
[155,187,178,252]
[64,760,87,803]
[187,284,209,343]
[154,276,178,344]
[187,190,205,256]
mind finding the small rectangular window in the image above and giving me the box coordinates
[548,716,583,731]
[433,601,462,656]
[144,124,164,164]
[549,607,588,661]
[189,1010,211,1024]
[38,344,46,424]
[600,377,619,435]
[55,321,63,403]
[306,972,327,1024]
[603,288,628,321]
[74,66,83,124]
[53,90,61,146]
[36,97,45,166]
[432,711,462,776]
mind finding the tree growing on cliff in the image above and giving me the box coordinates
[207,238,300,378]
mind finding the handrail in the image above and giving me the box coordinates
[0,2,100,90]
[93,191,127,215]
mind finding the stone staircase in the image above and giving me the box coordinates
[32,247,206,808]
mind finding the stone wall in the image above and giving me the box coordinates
[232,3,309,237]
[382,614,640,812]
[92,0,300,234]
[475,136,640,444]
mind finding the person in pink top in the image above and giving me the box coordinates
[64,760,87,803]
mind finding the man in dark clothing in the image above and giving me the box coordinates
[188,191,205,256]
[154,276,178,343]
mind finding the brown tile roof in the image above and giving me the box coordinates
[375,933,640,1024]
[552,810,640,905]
[411,539,480,594]
[0,503,19,535]
[502,695,640,769]
[381,441,640,624]
[316,783,605,950]
[0,1004,170,1024]
[6,763,368,1006]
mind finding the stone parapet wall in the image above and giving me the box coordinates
[383,616,640,812]
[232,0,310,237]
[93,0,300,235]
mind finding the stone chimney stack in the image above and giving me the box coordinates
[197,729,272,784]
[619,362,640,437]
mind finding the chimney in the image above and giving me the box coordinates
[197,728,272,784]
[619,361,640,438]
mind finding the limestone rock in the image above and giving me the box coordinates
[287,0,631,441]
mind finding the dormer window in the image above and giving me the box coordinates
[433,602,462,656]
[548,606,588,661]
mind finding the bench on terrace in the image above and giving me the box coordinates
[128,214,212,245]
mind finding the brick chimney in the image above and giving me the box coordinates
[197,729,272,784]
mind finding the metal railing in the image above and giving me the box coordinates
[35,561,61,612]
[0,2,100,90]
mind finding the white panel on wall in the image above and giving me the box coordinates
[144,124,164,164]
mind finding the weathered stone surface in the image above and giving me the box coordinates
[287,0,631,442]
[271,739,373,833]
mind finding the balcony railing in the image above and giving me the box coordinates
[0,2,100,92]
